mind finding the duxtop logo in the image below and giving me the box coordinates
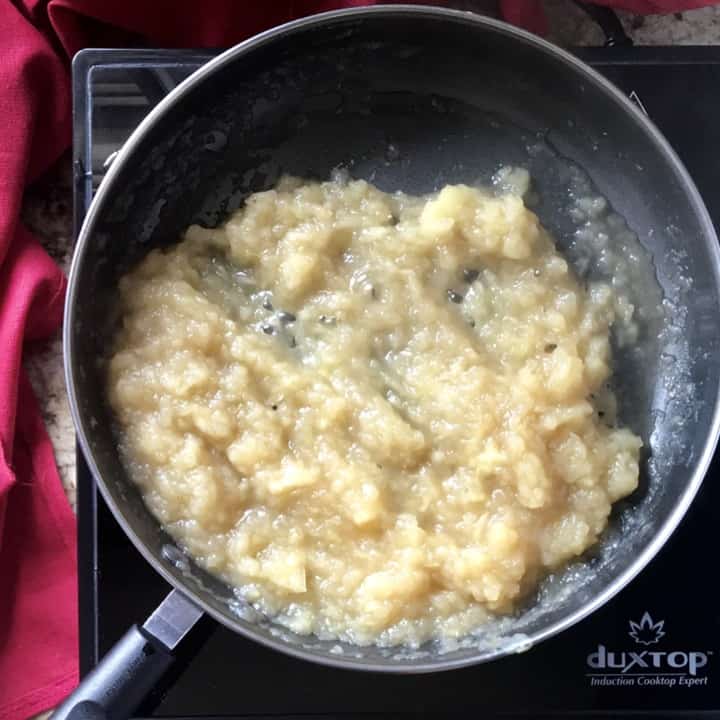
[628,612,666,646]
[585,612,712,688]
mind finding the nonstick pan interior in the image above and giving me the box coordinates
[67,8,720,671]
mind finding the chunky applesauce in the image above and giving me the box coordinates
[108,175,641,646]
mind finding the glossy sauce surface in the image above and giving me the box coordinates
[109,176,640,646]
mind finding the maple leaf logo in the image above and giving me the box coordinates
[629,612,666,646]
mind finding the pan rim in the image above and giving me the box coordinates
[65,4,720,673]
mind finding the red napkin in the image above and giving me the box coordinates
[0,3,76,719]
[1,1,716,719]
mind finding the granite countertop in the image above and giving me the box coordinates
[22,1,720,517]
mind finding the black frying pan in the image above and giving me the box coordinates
[56,7,720,719]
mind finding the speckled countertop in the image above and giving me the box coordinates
[22,1,720,516]
[22,160,76,509]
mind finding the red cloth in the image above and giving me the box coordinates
[1,1,717,718]
[0,3,76,719]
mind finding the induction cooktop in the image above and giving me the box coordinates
[72,45,720,718]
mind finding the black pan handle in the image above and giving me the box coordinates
[574,1,634,47]
[51,590,204,720]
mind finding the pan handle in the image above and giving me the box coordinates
[573,2,633,47]
[51,589,204,720]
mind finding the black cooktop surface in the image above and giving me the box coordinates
[72,46,720,718]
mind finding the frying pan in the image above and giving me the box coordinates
[55,6,720,719]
